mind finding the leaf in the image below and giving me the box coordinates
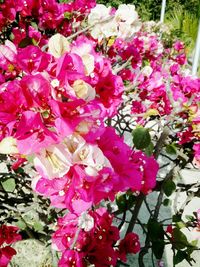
[163,198,171,206]
[173,228,189,249]
[172,214,182,222]
[176,221,186,229]
[64,12,72,19]
[174,250,188,265]
[185,215,194,221]
[18,37,34,48]
[132,126,151,150]
[144,109,159,118]
[148,219,165,259]
[163,179,176,197]
[144,142,154,156]
[116,194,127,211]
[166,143,177,155]
[152,240,165,259]
[15,219,26,230]
[33,221,44,232]
[190,239,198,247]
[1,178,16,192]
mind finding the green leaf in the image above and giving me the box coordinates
[15,219,26,230]
[18,37,34,48]
[163,198,171,206]
[172,214,182,222]
[116,194,127,211]
[163,179,176,197]
[15,167,24,174]
[1,178,16,192]
[176,221,186,229]
[152,240,165,259]
[64,12,72,19]
[126,194,136,209]
[190,239,198,247]
[185,215,194,221]
[33,221,44,232]
[144,142,154,156]
[173,228,189,249]
[166,143,177,155]
[174,250,188,265]
[148,219,165,259]
[132,126,151,150]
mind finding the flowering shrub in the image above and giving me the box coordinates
[0,0,199,266]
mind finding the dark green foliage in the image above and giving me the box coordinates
[147,219,165,259]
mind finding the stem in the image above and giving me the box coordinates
[138,168,176,266]
[113,57,133,74]
[66,16,114,41]
[118,210,127,230]
[126,193,145,234]
[154,126,170,159]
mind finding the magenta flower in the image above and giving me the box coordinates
[118,232,140,262]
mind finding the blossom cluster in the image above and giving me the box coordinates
[0,0,199,266]
[0,225,21,267]
[52,208,140,266]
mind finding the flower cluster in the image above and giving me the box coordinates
[0,0,199,266]
[0,225,21,267]
[52,208,140,267]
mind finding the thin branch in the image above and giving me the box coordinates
[126,193,145,234]
[113,57,133,74]
[66,16,114,41]
[154,126,170,159]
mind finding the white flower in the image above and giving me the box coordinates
[0,137,19,154]
[88,4,111,25]
[114,4,141,38]
[81,54,95,76]
[72,79,95,101]
[88,4,114,41]
[71,43,95,75]
[33,143,72,179]
[141,66,153,77]
[78,212,94,232]
[115,4,138,25]
[48,33,70,58]
[72,141,111,176]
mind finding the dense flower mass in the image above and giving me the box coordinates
[0,0,199,266]
[52,208,140,266]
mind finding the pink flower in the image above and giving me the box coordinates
[130,151,159,194]
[193,143,200,168]
[98,127,143,191]
[17,45,51,74]
[59,250,86,267]
[118,232,140,262]
[15,111,58,155]
[52,208,120,267]
[0,246,17,267]
[0,225,21,246]
[196,209,200,230]
[0,225,21,267]
[56,53,85,84]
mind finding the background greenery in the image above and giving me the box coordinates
[97,0,200,74]
[97,0,200,20]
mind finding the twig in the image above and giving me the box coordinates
[154,126,170,159]
[126,193,145,234]
[113,57,133,74]
[118,211,127,230]
[66,16,114,41]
